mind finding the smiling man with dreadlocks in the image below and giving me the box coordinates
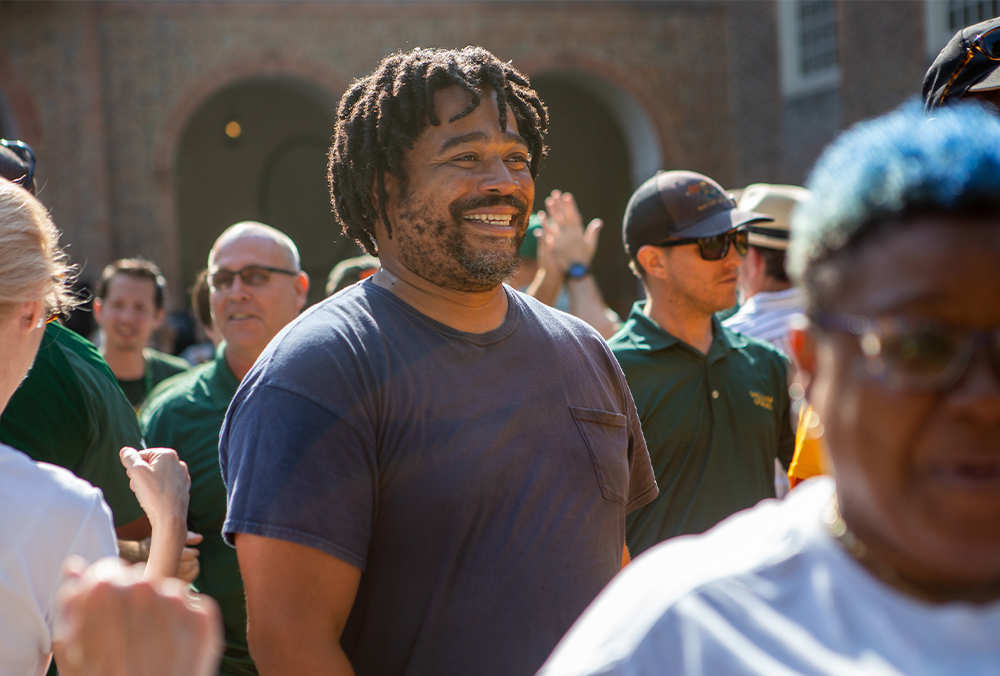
[218,47,657,676]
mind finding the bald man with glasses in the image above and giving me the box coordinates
[141,221,308,676]
[608,171,795,557]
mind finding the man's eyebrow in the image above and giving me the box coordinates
[438,130,528,154]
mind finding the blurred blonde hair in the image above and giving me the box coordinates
[0,179,77,319]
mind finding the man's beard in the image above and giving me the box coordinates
[394,190,529,293]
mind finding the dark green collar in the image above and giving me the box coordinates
[617,301,748,360]
[208,342,241,411]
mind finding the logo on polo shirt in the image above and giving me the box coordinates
[749,391,773,411]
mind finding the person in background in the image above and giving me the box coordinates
[325,254,379,296]
[142,221,309,676]
[526,190,621,338]
[95,258,190,410]
[0,177,194,675]
[0,141,152,550]
[722,183,810,358]
[540,100,1000,676]
[179,270,223,366]
[924,16,1000,111]
[609,170,794,556]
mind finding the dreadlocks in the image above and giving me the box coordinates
[328,46,548,255]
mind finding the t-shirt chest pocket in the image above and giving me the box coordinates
[570,406,629,505]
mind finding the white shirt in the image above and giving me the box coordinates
[0,443,118,676]
[723,287,805,357]
[539,478,1000,676]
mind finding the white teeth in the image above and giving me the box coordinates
[465,214,512,225]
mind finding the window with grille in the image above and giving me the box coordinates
[779,0,841,97]
[926,0,1000,59]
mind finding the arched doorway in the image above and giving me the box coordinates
[176,76,360,307]
[530,72,662,319]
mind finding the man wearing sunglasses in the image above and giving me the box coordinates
[925,16,1000,111]
[541,101,1000,676]
[141,221,308,676]
[607,170,795,557]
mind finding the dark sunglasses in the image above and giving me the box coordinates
[208,265,298,292]
[0,139,35,192]
[937,25,1000,104]
[813,312,1000,393]
[655,227,748,261]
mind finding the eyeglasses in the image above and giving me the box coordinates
[0,139,35,192]
[813,312,1000,393]
[208,265,298,292]
[654,228,748,261]
[937,26,1000,105]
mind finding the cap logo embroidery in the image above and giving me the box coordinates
[749,391,774,411]
[687,181,729,212]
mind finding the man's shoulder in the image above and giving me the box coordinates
[725,323,791,367]
[142,361,215,417]
[145,349,191,377]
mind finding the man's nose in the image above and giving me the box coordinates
[228,275,252,299]
[478,156,520,195]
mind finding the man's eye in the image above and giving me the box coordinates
[454,154,478,162]
[244,271,270,286]
[506,155,528,166]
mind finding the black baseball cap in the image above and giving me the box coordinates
[622,170,773,256]
[924,17,1000,111]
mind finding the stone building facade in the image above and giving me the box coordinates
[0,1,980,318]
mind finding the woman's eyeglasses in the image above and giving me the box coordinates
[813,312,1000,393]
[654,228,748,261]
[208,265,298,292]
[937,26,1000,104]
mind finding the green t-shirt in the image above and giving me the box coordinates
[116,348,191,408]
[0,322,145,528]
[140,344,255,676]
[609,303,795,556]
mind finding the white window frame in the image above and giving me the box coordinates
[926,0,1000,60]
[778,0,841,98]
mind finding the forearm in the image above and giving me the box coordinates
[567,276,621,339]
[525,269,563,307]
[144,515,188,579]
[252,639,356,676]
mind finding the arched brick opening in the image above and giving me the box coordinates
[521,55,670,318]
[153,59,347,311]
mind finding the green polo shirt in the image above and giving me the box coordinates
[116,348,192,409]
[0,321,145,528]
[140,343,255,676]
[609,302,795,556]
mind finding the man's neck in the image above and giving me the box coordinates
[101,342,146,380]
[224,346,258,382]
[371,261,509,334]
[643,295,714,355]
[744,277,792,300]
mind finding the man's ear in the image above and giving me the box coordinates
[152,307,166,330]
[635,245,668,281]
[789,320,816,400]
[294,272,310,312]
[93,297,104,324]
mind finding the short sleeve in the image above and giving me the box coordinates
[70,350,146,528]
[220,383,377,571]
[622,371,658,514]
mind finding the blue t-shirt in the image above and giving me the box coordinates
[220,281,657,676]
